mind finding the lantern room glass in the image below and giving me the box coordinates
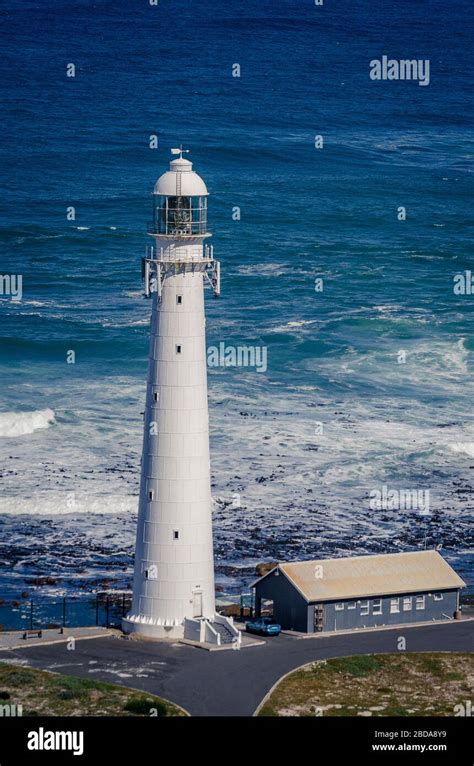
[151,195,207,235]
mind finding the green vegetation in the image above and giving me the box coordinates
[258,653,474,717]
[0,662,186,717]
[325,655,385,677]
[123,697,169,716]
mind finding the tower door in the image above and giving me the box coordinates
[193,591,203,618]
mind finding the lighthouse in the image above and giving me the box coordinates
[123,149,239,645]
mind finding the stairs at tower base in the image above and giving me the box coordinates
[184,614,242,647]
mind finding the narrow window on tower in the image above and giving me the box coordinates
[176,295,183,305]
[175,344,182,354]
[173,530,179,540]
[153,391,159,402]
[148,489,154,501]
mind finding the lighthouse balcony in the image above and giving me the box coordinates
[147,222,212,239]
[144,243,216,266]
[149,249,214,263]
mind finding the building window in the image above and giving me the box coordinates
[403,597,412,611]
[434,593,443,601]
[372,599,382,615]
[347,601,356,610]
[390,598,400,614]
[148,489,154,501]
[416,595,425,610]
[173,530,179,540]
[360,601,369,615]
[153,392,159,402]
[175,344,182,354]
[176,295,183,305]
[335,602,344,611]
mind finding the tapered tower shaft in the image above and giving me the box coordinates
[123,152,220,639]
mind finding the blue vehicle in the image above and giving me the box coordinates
[245,616,281,636]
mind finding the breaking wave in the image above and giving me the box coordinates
[0,492,135,516]
[449,442,474,458]
[0,408,56,438]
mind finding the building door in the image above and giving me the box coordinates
[314,604,324,632]
[193,591,203,618]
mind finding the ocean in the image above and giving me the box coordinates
[0,0,472,600]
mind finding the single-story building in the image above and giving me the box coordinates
[252,550,465,633]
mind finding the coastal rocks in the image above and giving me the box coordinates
[256,561,278,577]
[214,564,254,579]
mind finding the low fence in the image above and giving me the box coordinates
[0,592,255,632]
[0,594,132,632]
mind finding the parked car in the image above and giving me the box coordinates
[245,617,281,636]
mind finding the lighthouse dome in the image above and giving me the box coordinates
[153,157,208,197]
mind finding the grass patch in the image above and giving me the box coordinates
[325,655,386,677]
[0,662,186,717]
[123,697,168,716]
[258,653,474,717]
[2,668,39,687]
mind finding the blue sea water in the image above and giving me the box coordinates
[0,0,472,598]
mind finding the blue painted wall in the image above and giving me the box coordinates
[317,589,459,633]
[254,569,460,633]
[254,569,308,632]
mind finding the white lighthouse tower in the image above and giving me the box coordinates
[123,149,239,645]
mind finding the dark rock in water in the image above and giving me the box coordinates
[215,564,254,579]
[21,591,29,599]
[24,577,59,586]
[256,561,278,577]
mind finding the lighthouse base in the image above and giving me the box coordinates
[121,615,185,640]
[121,613,242,646]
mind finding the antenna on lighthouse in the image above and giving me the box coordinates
[170,144,190,159]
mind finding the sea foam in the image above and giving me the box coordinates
[449,442,474,458]
[0,408,55,437]
[0,492,134,516]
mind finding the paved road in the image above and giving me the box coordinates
[1,622,472,716]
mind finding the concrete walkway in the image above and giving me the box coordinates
[0,621,472,716]
[0,627,111,651]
